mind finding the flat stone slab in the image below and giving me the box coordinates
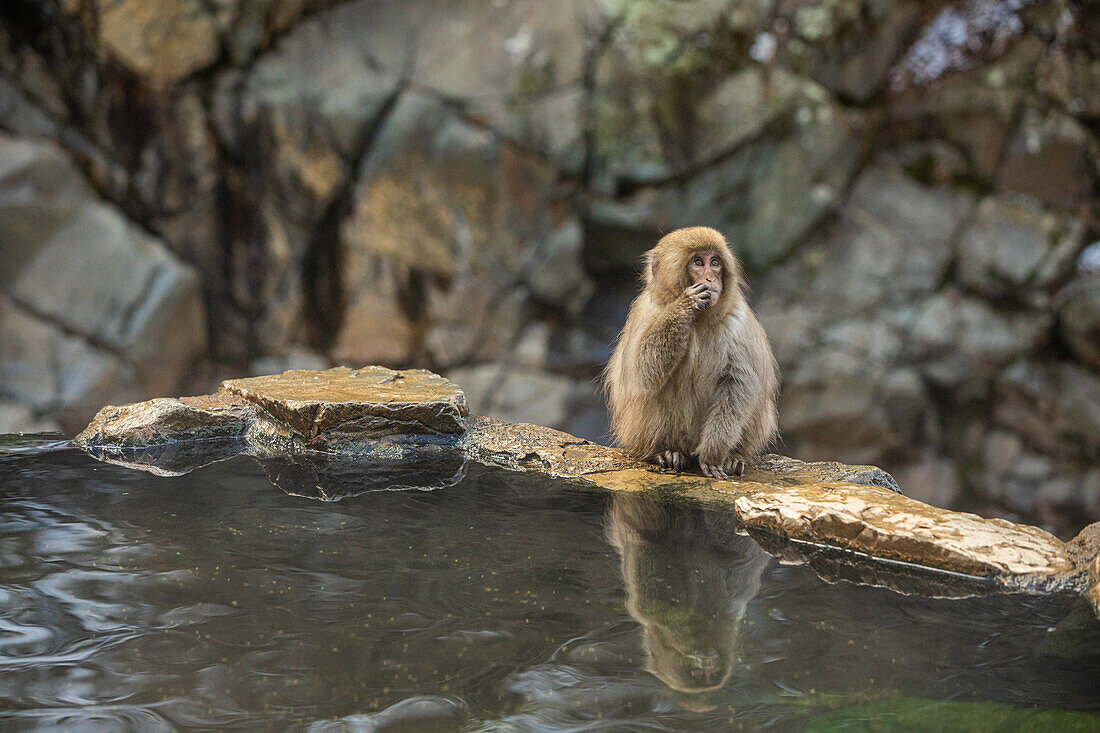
[77,366,469,452]
[733,484,1075,583]
[222,366,468,442]
[459,415,899,490]
[72,366,1095,610]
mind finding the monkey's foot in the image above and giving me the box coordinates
[655,450,690,473]
[700,459,745,480]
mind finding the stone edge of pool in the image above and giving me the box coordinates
[73,365,1100,615]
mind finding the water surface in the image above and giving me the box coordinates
[1,439,1098,730]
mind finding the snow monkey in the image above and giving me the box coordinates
[603,226,778,479]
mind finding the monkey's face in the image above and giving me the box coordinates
[687,250,723,301]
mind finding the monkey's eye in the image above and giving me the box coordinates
[711,257,721,268]
[692,256,704,266]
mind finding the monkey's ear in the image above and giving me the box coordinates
[648,255,659,280]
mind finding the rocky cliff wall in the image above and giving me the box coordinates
[0,0,1097,532]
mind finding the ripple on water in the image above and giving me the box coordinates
[3,706,175,732]
[307,694,470,732]
[2,448,1099,730]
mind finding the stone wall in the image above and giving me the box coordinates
[0,0,1097,529]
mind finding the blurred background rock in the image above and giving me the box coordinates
[1,0,1097,534]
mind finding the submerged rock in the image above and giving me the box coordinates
[74,365,1099,613]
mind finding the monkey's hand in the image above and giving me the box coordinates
[685,283,713,311]
[699,458,746,480]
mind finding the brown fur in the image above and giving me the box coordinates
[602,226,779,474]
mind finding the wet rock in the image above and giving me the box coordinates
[459,415,637,479]
[222,366,469,444]
[462,415,896,495]
[733,483,1074,582]
[752,453,900,493]
[757,530,995,600]
[96,0,219,84]
[465,416,1076,588]
[1057,275,1100,369]
[957,197,1084,302]
[74,365,472,460]
[1067,522,1100,620]
[72,365,1100,602]
[75,392,254,448]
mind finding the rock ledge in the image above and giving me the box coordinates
[75,366,1096,611]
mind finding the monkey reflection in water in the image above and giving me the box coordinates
[605,493,769,692]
